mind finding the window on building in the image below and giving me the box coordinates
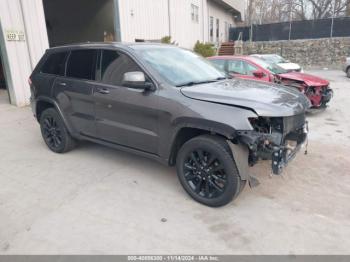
[216,18,220,41]
[66,50,97,80]
[100,50,141,86]
[191,4,199,23]
[209,16,214,42]
[41,52,69,76]
[225,21,229,41]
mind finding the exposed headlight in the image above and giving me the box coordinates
[248,117,284,134]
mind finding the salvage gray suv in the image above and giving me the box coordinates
[30,43,310,207]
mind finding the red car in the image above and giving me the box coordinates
[208,55,333,108]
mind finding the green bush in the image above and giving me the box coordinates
[193,41,216,57]
[161,36,172,44]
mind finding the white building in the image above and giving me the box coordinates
[0,0,244,107]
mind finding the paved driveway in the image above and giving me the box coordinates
[0,70,349,254]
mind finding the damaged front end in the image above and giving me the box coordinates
[233,115,308,175]
[275,77,333,108]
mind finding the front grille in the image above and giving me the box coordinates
[283,114,305,134]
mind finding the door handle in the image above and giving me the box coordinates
[96,88,110,94]
[58,82,67,86]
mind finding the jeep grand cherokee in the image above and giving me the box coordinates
[30,43,310,207]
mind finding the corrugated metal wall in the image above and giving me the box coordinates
[0,0,49,106]
[118,0,170,42]
[168,0,204,49]
[118,0,236,49]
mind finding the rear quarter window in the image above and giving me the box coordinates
[41,52,68,76]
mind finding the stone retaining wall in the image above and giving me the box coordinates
[242,37,350,69]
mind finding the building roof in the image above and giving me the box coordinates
[210,0,244,19]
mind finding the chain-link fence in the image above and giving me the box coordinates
[230,17,350,42]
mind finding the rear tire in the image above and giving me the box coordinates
[39,108,76,153]
[176,135,244,207]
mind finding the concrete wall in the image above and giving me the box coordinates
[0,0,49,106]
[43,0,115,46]
[242,37,350,69]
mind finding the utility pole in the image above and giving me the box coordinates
[330,0,336,38]
[288,0,293,41]
[248,0,255,42]
[168,0,172,38]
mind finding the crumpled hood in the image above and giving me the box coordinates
[278,71,329,86]
[180,79,311,117]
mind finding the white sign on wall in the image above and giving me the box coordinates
[6,30,25,41]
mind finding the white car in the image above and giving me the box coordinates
[251,54,303,73]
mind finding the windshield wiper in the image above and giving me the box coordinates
[176,77,227,87]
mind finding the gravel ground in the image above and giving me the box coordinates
[0,70,349,255]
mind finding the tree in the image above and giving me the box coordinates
[244,0,350,25]
[308,0,350,19]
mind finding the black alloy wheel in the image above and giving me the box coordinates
[183,149,227,199]
[42,116,63,150]
[39,108,76,153]
[176,135,244,207]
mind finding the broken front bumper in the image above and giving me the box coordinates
[321,88,333,106]
[236,122,309,176]
[271,123,308,175]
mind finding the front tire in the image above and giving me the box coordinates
[39,108,76,153]
[176,135,244,207]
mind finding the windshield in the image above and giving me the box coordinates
[133,46,226,86]
[262,55,286,64]
[250,57,288,75]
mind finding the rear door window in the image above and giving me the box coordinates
[244,62,259,76]
[66,49,98,80]
[100,50,141,86]
[41,52,68,76]
[227,60,246,75]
